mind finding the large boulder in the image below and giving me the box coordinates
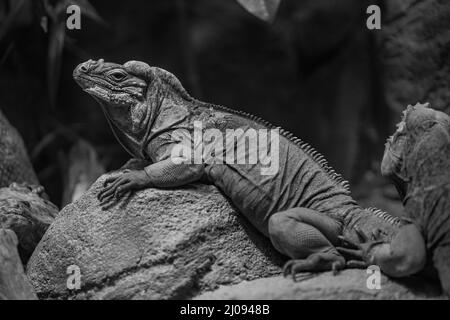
[26,164,444,300]
[26,165,284,299]
[380,0,450,116]
[197,270,442,300]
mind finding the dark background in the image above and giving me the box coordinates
[1,0,448,208]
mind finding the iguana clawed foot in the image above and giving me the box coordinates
[97,169,152,208]
[283,252,346,280]
[283,228,385,280]
[336,227,384,269]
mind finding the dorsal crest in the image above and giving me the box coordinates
[156,67,352,191]
[367,207,402,226]
[124,61,152,80]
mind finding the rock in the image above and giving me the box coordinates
[0,183,58,264]
[0,228,37,300]
[380,0,450,116]
[197,270,443,300]
[26,166,284,300]
[0,109,39,188]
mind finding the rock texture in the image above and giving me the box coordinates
[0,183,58,263]
[380,0,450,115]
[27,168,444,300]
[197,270,442,300]
[0,109,39,188]
[0,228,37,300]
[27,163,446,300]
[26,165,284,300]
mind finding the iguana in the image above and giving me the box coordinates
[73,59,425,277]
[0,109,39,188]
[380,102,450,295]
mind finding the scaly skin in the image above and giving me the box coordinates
[73,59,418,277]
[381,102,450,295]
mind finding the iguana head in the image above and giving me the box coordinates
[73,59,151,110]
[73,59,190,158]
[381,102,450,199]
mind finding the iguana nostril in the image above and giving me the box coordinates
[78,59,97,72]
[79,64,88,72]
[79,61,91,72]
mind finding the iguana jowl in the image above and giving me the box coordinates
[73,59,425,277]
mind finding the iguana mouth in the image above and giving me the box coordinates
[74,74,121,92]
[74,74,145,101]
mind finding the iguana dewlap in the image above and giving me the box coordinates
[73,59,424,277]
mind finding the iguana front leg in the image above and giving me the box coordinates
[98,158,205,206]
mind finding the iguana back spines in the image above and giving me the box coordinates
[156,67,351,193]
[367,207,403,226]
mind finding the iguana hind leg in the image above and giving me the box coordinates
[268,207,345,277]
[283,252,345,278]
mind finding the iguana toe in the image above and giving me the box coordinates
[283,252,345,280]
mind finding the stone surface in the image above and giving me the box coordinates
[380,0,450,116]
[197,270,443,300]
[26,163,445,300]
[0,228,37,300]
[26,165,284,300]
[0,183,58,264]
[0,109,39,188]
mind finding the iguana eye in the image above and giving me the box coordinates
[108,70,127,81]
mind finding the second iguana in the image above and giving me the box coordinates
[73,59,426,278]
[381,102,450,295]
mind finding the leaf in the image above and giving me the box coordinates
[43,0,105,109]
[235,0,281,22]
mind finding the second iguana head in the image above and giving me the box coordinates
[381,102,450,199]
